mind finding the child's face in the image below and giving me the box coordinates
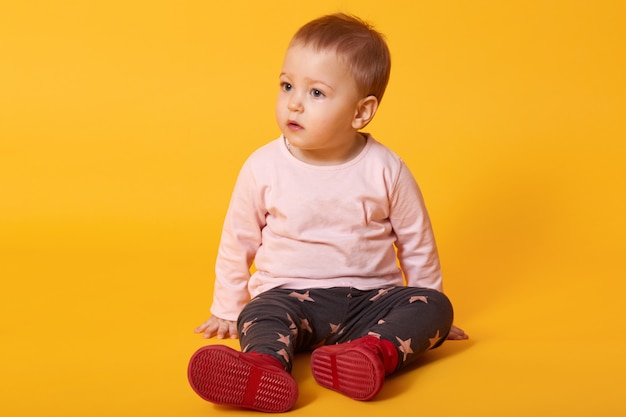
[276,44,367,164]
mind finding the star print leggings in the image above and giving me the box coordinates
[236,286,454,373]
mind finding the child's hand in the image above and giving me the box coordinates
[194,315,238,339]
[447,324,469,340]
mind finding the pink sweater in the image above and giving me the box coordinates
[211,134,442,320]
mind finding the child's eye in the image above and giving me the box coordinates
[311,89,325,98]
[281,82,293,92]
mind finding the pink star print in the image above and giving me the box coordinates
[369,289,390,302]
[289,290,315,302]
[277,348,290,363]
[409,295,428,304]
[396,336,414,362]
[241,319,257,336]
[286,314,298,336]
[428,330,441,349]
[300,318,312,333]
[277,333,291,346]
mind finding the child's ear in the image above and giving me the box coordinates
[352,95,379,129]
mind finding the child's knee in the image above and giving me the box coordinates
[427,288,452,309]
[418,288,454,327]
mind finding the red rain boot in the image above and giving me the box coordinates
[188,345,298,413]
[310,335,398,401]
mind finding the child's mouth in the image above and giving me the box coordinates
[287,121,302,130]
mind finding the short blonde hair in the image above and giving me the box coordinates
[290,13,391,103]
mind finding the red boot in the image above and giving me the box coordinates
[188,345,298,413]
[310,335,399,400]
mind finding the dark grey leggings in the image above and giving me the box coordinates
[237,286,454,373]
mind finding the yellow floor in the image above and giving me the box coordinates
[2,1,625,416]
[2,240,625,416]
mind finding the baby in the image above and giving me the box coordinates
[188,13,467,413]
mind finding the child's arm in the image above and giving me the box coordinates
[390,163,442,291]
[390,164,469,340]
[194,315,238,339]
[196,155,266,335]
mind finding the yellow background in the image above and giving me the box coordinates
[1,1,625,416]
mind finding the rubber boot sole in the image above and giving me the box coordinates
[310,344,385,400]
[188,345,298,413]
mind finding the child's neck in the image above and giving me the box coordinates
[286,133,367,166]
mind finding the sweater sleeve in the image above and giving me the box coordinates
[389,162,443,291]
[210,159,266,321]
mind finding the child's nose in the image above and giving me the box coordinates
[287,96,303,112]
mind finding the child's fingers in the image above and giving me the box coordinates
[216,321,231,339]
[228,321,238,339]
[194,323,208,333]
